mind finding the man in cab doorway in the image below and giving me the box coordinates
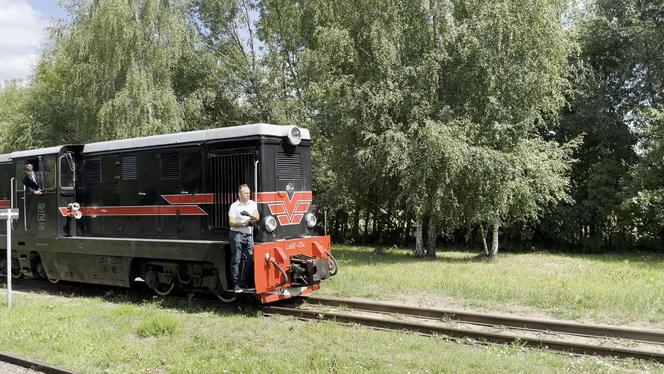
[22,164,43,195]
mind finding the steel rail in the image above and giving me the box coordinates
[0,352,76,374]
[9,280,664,364]
[304,296,664,344]
[262,305,664,364]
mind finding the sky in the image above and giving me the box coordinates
[0,0,66,82]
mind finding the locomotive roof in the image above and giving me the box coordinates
[0,153,10,163]
[10,145,68,159]
[83,123,311,154]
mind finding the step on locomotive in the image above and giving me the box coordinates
[0,124,336,303]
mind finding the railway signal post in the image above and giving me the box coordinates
[1,208,18,307]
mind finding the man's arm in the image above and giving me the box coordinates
[23,177,43,195]
[248,207,259,221]
[229,205,251,228]
[229,216,248,228]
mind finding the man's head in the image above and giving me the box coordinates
[238,184,251,203]
[23,164,34,176]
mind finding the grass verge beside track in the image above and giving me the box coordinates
[0,291,661,373]
[319,246,664,328]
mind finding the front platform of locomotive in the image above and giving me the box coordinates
[251,126,336,303]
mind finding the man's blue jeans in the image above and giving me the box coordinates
[230,231,254,288]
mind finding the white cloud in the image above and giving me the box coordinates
[0,0,47,82]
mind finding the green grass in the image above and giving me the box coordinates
[0,292,661,373]
[320,246,664,327]
[136,314,180,337]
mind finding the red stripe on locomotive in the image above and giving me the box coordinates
[59,205,207,216]
[256,191,313,225]
[161,193,214,205]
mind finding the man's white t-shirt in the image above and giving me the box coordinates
[228,200,258,234]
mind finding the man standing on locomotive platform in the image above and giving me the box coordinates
[228,184,260,293]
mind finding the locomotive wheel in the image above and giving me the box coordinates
[216,292,237,303]
[176,265,192,285]
[328,256,338,276]
[35,262,47,279]
[11,267,23,279]
[47,273,60,284]
[153,281,175,296]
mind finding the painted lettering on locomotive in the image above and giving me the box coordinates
[0,124,336,303]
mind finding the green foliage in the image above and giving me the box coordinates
[539,0,664,251]
[0,82,47,152]
[3,0,663,252]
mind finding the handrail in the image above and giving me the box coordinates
[22,185,27,231]
[10,178,14,209]
[254,160,260,195]
[10,178,15,231]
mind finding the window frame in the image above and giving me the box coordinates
[58,152,76,190]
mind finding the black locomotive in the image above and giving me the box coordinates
[0,124,335,303]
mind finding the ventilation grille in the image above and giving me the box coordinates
[160,152,181,180]
[209,153,255,229]
[277,151,301,180]
[84,159,101,184]
[121,156,137,181]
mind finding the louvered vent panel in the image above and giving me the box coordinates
[209,153,255,229]
[277,151,301,180]
[84,159,101,184]
[121,156,137,181]
[160,152,181,180]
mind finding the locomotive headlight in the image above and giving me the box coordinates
[305,213,317,228]
[263,215,278,233]
[286,126,302,146]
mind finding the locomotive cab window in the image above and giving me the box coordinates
[59,152,76,189]
[41,155,56,189]
[17,155,56,191]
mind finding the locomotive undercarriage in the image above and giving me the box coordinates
[0,252,24,280]
[0,235,335,304]
[131,259,229,299]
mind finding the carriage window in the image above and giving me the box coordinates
[160,152,180,180]
[59,153,75,189]
[121,156,137,181]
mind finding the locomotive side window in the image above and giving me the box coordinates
[40,155,56,189]
[59,152,75,189]
[17,156,56,190]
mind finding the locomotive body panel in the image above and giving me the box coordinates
[0,124,333,303]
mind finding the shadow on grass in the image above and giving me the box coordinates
[333,245,664,267]
[569,253,664,266]
[9,279,267,318]
[333,246,489,266]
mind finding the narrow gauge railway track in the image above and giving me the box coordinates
[260,296,664,364]
[7,279,664,364]
[0,352,76,374]
[303,296,664,343]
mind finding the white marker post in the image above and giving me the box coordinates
[1,208,19,307]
